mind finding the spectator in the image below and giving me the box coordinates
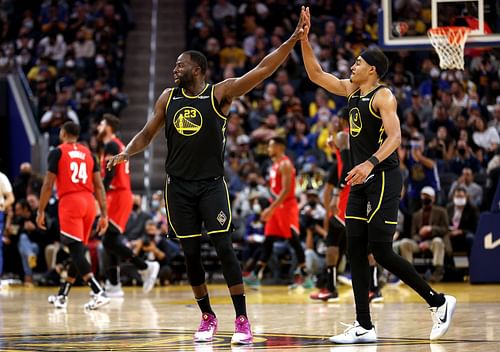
[403,90,432,129]
[400,187,449,283]
[124,194,152,241]
[446,187,479,256]
[212,0,237,24]
[0,171,15,277]
[472,116,500,154]
[38,28,67,67]
[448,168,483,208]
[219,34,246,71]
[449,138,482,176]
[489,104,500,134]
[13,162,33,201]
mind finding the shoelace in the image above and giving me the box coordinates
[235,319,249,333]
[339,322,357,334]
[198,317,215,332]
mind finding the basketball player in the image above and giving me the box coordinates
[243,137,309,288]
[37,122,110,310]
[107,8,307,345]
[301,7,456,343]
[97,114,159,296]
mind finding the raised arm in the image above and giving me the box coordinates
[107,88,171,169]
[301,7,356,97]
[214,7,306,110]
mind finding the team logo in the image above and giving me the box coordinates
[173,107,203,136]
[217,211,227,226]
[366,201,372,215]
[349,107,362,137]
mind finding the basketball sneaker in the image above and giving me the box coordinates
[48,294,67,309]
[194,313,218,342]
[243,272,260,288]
[139,261,160,293]
[429,295,456,340]
[104,280,124,298]
[310,288,340,302]
[329,321,377,344]
[84,291,110,310]
[231,315,253,345]
[368,289,384,303]
[337,273,352,286]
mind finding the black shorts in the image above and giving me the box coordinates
[326,215,346,248]
[165,175,232,238]
[345,167,402,242]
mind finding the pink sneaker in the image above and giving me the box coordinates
[231,315,253,345]
[194,313,218,342]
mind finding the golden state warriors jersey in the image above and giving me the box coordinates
[347,85,399,172]
[164,83,227,180]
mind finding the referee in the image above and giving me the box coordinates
[107,7,307,345]
[301,7,456,344]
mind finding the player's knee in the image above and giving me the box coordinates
[68,241,91,275]
[211,234,242,287]
[369,241,394,267]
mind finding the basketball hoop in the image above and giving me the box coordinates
[427,26,471,70]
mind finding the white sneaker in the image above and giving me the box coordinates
[429,295,456,340]
[84,291,110,310]
[329,321,377,344]
[139,261,159,293]
[48,294,67,309]
[104,280,124,297]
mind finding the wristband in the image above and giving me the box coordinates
[368,155,379,167]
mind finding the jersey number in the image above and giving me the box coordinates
[70,162,88,184]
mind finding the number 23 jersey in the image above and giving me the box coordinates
[48,142,99,198]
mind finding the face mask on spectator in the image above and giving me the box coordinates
[421,197,432,207]
[454,197,466,206]
[151,200,160,210]
[458,147,466,156]
[252,203,261,214]
[249,180,258,188]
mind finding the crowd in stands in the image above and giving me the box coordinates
[1,0,500,289]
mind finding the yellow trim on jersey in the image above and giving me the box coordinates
[345,216,368,222]
[360,84,381,97]
[367,171,385,223]
[164,88,174,116]
[211,85,227,120]
[347,88,360,101]
[369,93,382,119]
[385,220,398,225]
[181,83,209,98]
[207,177,232,234]
[176,233,203,238]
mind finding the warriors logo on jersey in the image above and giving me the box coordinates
[349,107,362,137]
[173,106,203,136]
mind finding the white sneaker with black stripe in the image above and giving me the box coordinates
[329,321,377,343]
[429,295,456,340]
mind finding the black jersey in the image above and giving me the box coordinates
[164,83,228,180]
[347,85,399,173]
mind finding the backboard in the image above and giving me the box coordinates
[378,0,500,50]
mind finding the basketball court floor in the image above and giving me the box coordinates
[0,282,498,351]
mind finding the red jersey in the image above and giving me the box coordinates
[334,147,350,221]
[269,155,296,202]
[48,143,98,198]
[101,136,131,191]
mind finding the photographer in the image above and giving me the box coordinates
[133,220,182,285]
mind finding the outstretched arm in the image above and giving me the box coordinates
[107,88,171,169]
[301,7,356,97]
[214,7,306,109]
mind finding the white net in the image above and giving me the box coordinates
[427,27,471,70]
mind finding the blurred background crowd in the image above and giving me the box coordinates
[0,0,499,289]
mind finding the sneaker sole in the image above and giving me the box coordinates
[231,337,253,345]
[370,297,384,303]
[430,295,457,340]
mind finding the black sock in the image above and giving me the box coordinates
[231,294,247,318]
[369,265,378,291]
[58,281,72,296]
[107,266,120,285]
[196,294,215,316]
[428,292,446,307]
[87,276,104,295]
[132,256,148,271]
[326,266,336,292]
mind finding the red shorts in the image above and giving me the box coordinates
[107,189,133,233]
[59,192,96,245]
[264,199,299,239]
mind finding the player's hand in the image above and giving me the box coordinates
[345,160,374,186]
[290,6,306,42]
[260,207,274,222]
[96,215,108,235]
[301,6,311,42]
[107,152,129,170]
[36,211,46,230]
